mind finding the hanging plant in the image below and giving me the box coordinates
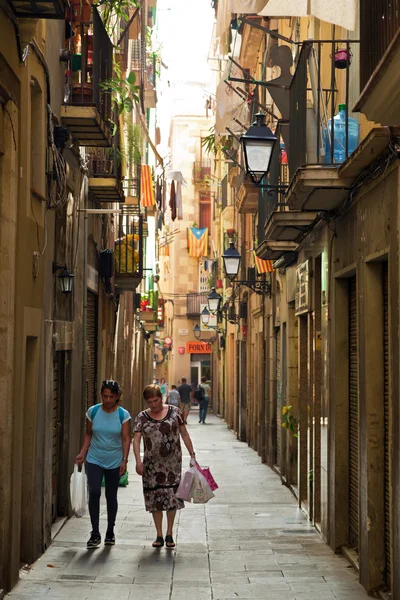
[99,62,140,133]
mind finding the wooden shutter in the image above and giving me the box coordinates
[86,292,98,411]
[348,276,359,549]
[199,194,211,231]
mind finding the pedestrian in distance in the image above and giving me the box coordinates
[160,377,169,403]
[133,384,196,548]
[198,376,211,424]
[76,380,131,549]
[167,384,180,407]
[178,377,192,424]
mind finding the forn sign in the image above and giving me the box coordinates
[186,342,211,354]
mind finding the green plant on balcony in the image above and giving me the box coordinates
[100,0,140,34]
[99,63,140,133]
[202,127,230,158]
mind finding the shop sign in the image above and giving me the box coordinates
[186,341,212,354]
[178,347,185,354]
[295,259,310,316]
[178,328,189,336]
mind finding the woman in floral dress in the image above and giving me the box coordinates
[133,384,196,548]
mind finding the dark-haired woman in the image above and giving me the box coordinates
[76,380,131,549]
[133,384,195,548]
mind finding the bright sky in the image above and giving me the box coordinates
[155,0,215,154]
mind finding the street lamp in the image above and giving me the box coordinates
[222,241,241,281]
[240,113,277,185]
[207,287,222,313]
[222,242,270,295]
[200,306,211,326]
[52,262,75,295]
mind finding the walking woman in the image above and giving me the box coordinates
[76,380,131,548]
[133,384,195,548]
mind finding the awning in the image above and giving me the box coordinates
[259,0,356,31]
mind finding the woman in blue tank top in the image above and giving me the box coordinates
[76,380,131,549]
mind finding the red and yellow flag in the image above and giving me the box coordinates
[253,251,274,274]
[141,165,155,207]
[188,228,208,258]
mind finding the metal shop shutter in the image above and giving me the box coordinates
[86,291,98,412]
[348,276,359,549]
[52,352,61,522]
[276,328,281,468]
[383,262,391,586]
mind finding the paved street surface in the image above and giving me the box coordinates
[7,410,371,600]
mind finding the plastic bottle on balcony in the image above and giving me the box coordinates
[324,104,359,164]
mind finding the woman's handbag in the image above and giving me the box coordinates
[70,464,87,517]
[195,461,218,491]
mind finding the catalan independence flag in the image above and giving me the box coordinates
[141,165,155,207]
[188,228,208,258]
[254,251,274,274]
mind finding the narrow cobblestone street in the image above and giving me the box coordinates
[7,411,371,600]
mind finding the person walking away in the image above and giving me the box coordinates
[160,377,168,403]
[198,376,211,424]
[178,377,192,424]
[133,385,196,548]
[167,384,180,407]
[76,380,131,549]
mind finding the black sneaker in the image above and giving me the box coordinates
[87,532,101,549]
[104,531,115,546]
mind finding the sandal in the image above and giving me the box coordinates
[152,536,164,548]
[165,535,175,548]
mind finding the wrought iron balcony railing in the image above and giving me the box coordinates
[64,8,113,127]
[193,161,212,184]
[289,39,360,177]
[186,293,209,317]
[114,214,143,285]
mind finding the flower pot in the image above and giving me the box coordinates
[334,49,352,69]
[226,228,236,238]
[71,83,93,104]
[139,310,156,322]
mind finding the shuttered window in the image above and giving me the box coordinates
[348,276,359,549]
[86,292,98,412]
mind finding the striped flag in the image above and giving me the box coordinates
[188,228,208,258]
[253,251,274,274]
[141,165,155,207]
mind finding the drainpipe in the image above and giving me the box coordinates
[81,176,88,421]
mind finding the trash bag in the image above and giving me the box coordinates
[70,464,87,517]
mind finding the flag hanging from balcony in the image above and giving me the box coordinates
[253,251,274,274]
[188,228,208,258]
[141,165,155,207]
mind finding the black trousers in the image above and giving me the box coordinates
[86,462,120,533]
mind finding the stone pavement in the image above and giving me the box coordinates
[7,410,371,600]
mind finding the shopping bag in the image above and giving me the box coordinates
[70,464,87,517]
[176,468,195,501]
[101,470,129,487]
[195,461,218,491]
[191,468,215,504]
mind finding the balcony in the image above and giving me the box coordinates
[256,240,298,262]
[237,172,259,214]
[87,135,124,203]
[6,0,66,18]
[285,39,359,212]
[114,214,143,292]
[186,293,209,317]
[61,8,113,147]
[193,161,212,184]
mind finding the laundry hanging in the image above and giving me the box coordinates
[176,181,183,220]
[141,165,155,208]
[170,181,176,221]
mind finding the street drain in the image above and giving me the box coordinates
[59,575,96,581]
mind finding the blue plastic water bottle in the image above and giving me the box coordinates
[324,104,359,164]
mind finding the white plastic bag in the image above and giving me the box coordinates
[191,467,215,504]
[70,464,87,517]
[176,468,195,501]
